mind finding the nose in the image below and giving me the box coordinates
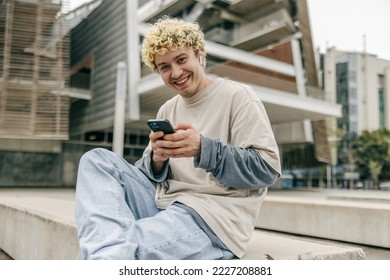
[171,64,183,78]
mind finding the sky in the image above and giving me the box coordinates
[306,0,390,60]
[69,0,390,61]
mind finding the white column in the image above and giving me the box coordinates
[113,62,127,156]
[127,0,140,120]
[291,36,306,97]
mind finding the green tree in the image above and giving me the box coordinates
[352,129,390,187]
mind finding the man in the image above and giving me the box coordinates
[75,17,281,260]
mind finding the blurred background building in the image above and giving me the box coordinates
[320,48,390,187]
[0,0,71,186]
[1,0,344,188]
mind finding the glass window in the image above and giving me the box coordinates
[379,89,385,128]
[378,74,385,128]
[378,74,384,89]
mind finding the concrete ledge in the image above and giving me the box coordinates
[0,197,79,260]
[0,193,366,260]
[243,230,366,260]
[257,190,390,248]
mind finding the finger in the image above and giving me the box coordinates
[157,138,186,149]
[174,123,193,131]
[161,145,190,157]
[150,131,164,141]
[162,129,190,142]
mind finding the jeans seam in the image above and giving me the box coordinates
[136,229,205,257]
[97,149,152,191]
[114,163,153,190]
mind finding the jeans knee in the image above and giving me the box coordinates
[79,148,135,176]
[79,148,111,167]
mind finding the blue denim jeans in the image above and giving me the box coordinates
[75,148,234,260]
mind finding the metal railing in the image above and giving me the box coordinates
[69,72,91,89]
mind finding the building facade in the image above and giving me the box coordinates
[322,47,390,186]
[0,0,341,187]
[0,0,71,186]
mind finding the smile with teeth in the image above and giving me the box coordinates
[175,76,189,85]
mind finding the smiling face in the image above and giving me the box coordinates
[155,46,212,98]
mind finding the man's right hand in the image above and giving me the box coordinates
[150,130,169,174]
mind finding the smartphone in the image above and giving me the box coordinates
[147,119,175,134]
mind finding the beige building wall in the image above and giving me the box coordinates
[323,47,390,165]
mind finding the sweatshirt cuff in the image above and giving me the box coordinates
[193,134,215,170]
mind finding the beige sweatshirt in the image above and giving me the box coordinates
[141,78,280,257]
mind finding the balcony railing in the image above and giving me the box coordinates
[69,72,91,90]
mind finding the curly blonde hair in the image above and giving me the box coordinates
[140,17,206,72]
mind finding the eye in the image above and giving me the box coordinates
[159,65,170,72]
[177,57,187,64]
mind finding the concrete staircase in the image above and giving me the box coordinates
[2,188,387,260]
[257,189,390,248]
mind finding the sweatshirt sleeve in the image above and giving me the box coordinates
[194,135,280,189]
[134,149,170,183]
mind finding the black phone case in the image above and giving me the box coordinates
[147,119,175,134]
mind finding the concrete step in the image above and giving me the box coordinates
[243,229,365,260]
[0,189,366,260]
[257,189,390,248]
[0,197,78,260]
